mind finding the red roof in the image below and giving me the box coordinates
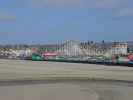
[42,52,58,56]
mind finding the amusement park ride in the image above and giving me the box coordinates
[30,40,133,66]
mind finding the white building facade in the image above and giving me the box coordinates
[108,42,128,55]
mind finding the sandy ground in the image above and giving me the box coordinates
[0,59,133,100]
[0,81,133,100]
[0,59,133,81]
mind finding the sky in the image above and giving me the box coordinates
[0,0,133,44]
